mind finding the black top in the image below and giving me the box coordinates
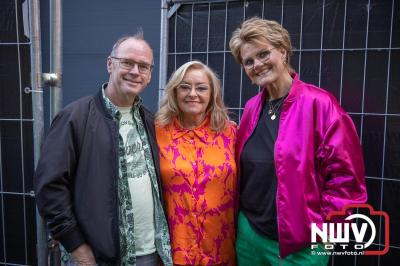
[240,96,285,241]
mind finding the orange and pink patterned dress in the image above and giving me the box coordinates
[156,117,237,266]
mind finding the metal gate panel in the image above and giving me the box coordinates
[162,1,400,265]
[0,0,37,265]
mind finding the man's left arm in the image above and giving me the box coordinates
[34,109,86,252]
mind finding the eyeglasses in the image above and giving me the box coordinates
[177,83,210,95]
[242,47,277,70]
[110,56,153,74]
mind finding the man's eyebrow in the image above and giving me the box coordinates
[121,58,152,65]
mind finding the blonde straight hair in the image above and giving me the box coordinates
[156,61,229,132]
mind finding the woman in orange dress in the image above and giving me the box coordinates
[155,61,237,266]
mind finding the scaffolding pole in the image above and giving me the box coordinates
[159,0,170,105]
[31,0,63,264]
[30,0,48,265]
[49,0,63,118]
[47,0,63,264]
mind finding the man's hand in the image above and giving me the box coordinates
[71,243,96,265]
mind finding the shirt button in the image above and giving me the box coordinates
[192,162,197,166]
[193,187,197,192]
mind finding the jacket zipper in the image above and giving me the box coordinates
[113,119,121,259]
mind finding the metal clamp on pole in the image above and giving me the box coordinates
[40,72,62,87]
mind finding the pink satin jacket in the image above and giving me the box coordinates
[236,73,367,258]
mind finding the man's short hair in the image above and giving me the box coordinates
[110,29,153,57]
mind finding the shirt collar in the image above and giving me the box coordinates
[171,115,211,143]
[101,83,143,119]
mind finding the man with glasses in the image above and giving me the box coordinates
[34,32,172,266]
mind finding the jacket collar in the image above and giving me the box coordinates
[285,72,302,103]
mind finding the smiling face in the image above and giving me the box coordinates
[240,41,287,89]
[176,68,212,128]
[106,38,153,107]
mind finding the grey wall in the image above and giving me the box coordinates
[61,0,161,112]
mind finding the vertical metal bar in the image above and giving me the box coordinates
[159,0,169,105]
[298,0,304,78]
[360,0,371,144]
[14,0,29,262]
[358,1,371,263]
[30,0,48,264]
[222,1,228,99]
[206,3,210,65]
[175,6,177,71]
[190,4,194,61]
[49,0,62,119]
[339,0,348,105]
[378,1,395,265]
[49,0,63,264]
[238,1,245,119]
[261,0,265,19]
[318,0,326,88]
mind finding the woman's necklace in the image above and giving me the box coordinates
[266,77,293,120]
[267,96,286,120]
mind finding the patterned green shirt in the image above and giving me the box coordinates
[102,84,172,266]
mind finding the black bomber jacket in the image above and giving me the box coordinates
[34,88,162,263]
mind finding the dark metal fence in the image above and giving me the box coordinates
[164,1,399,265]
